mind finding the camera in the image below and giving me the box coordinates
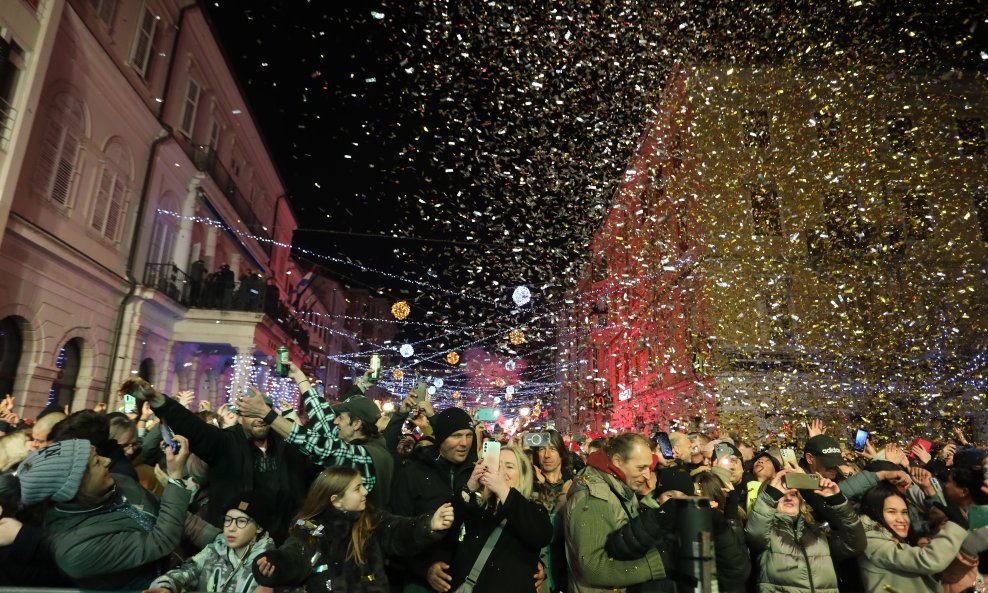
[522,431,552,448]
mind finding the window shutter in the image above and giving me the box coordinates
[50,130,80,205]
[130,6,156,77]
[36,120,63,197]
[105,177,125,240]
[91,167,112,231]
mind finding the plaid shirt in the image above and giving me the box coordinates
[286,388,377,493]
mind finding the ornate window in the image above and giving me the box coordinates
[90,140,132,241]
[36,93,85,206]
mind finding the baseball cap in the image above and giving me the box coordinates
[331,395,381,427]
[804,435,843,469]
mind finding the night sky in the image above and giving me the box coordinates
[203,1,987,396]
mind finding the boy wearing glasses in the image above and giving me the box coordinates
[147,491,275,593]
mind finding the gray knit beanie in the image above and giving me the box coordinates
[17,439,91,504]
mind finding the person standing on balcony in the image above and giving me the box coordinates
[218,264,234,309]
[189,258,206,307]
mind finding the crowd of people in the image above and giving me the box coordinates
[0,370,986,593]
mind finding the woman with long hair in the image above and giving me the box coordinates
[745,468,866,593]
[252,466,454,593]
[858,481,968,593]
[451,445,552,593]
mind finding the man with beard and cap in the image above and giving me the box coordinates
[122,378,317,544]
[390,406,478,593]
[234,363,394,510]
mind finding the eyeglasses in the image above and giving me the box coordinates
[223,515,255,529]
[121,441,140,451]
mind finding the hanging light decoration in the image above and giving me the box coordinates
[447,351,460,365]
[391,300,411,320]
[509,329,525,345]
[399,344,414,358]
[452,391,461,399]
[505,359,516,371]
[393,369,404,381]
[433,378,444,388]
[512,285,532,307]
[494,377,506,388]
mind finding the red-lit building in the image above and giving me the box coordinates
[557,67,716,435]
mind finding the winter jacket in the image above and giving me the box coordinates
[564,461,666,593]
[153,395,318,543]
[44,474,220,590]
[0,521,72,587]
[252,506,443,593]
[449,487,553,593]
[149,532,275,593]
[859,516,968,593]
[389,443,477,587]
[745,487,866,593]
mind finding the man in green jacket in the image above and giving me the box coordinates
[564,432,667,593]
[16,436,219,590]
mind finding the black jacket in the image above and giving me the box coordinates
[450,488,552,593]
[252,506,441,593]
[154,396,317,542]
[390,444,477,585]
[0,522,71,587]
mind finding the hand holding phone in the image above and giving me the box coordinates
[160,422,180,455]
[785,472,821,491]
[780,447,799,469]
[654,431,675,460]
[854,429,869,452]
[482,440,501,469]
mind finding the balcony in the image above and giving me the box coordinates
[173,135,272,256]
[143,262,310,349]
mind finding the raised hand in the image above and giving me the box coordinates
[939,443,957,465]
[466,461,486,493]
[807,419,826,438]
[910,467,935,496]
[479,464,511,501]
[910,444,932,465]
[0,394,13,413]
[814,477,841,497]
[255,556,277,578]
[430,502,454,531]
[236,386,271,419]
[770,468,791,492]
[953,427,969,445]
[884,443,907,466]
[176,390,195,409]
[164,434,191,480]
[198,400,212,412]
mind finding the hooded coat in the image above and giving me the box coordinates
[44,474,219,590]
[563,451,667,593]
[745,487,866,593]
[858,515,967,593]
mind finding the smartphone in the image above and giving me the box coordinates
[369,354,382,382]
[854,429,870,452]
[482,440,501,468]
[653,431,675,460]
[160,422,180,454]
[907,437,932,458]
[785,473,821,490]
[123,393,137,415]
[475,408,499,422]
[970,506,988,530]
[780,447,799,469]
[522,432,552,448]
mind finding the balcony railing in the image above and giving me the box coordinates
[143,262,311,349]
[174,135,272,256]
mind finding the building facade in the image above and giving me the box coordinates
[0,0,396,417]
[560,62,988,439]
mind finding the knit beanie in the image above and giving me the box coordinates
[17,439,91,504]
[429,408,474,446]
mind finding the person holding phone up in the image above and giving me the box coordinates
[745,468,866,593]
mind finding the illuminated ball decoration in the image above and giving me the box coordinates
[452,391,461,399]
[512,285,532,307]
[505,385,515,395]
[447,352,460,365]
[391,300,411,320]
[494,377,506,388]
[393,369,404,381]
[399,344,414,358]
[505,360,516,371]
[455,400,463,408]
[434,378,444,388]
[509,329,525,345]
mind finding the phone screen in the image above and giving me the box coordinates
[160,422,180,454]
[654,432,675,459]
[482,441,501,468]
[854,429,869,452]
[123,394,137,415]
[780,448,798,469]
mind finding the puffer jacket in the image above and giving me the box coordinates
[563,456,666,593]
[44,474,220,590]
[251,506,443,593]
[858,515,967,593]
[745,487,866,593]
[149,532,275,592]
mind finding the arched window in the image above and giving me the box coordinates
[91,139,132,241]
[49,338,83,407]
[0,317,23,398]
[36,93,85,206]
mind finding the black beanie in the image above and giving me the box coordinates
[429,408,474,445]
